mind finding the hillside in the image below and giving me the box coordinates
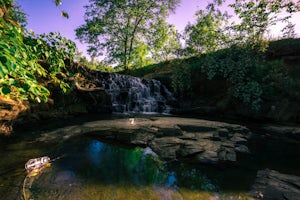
[130,38,300,123]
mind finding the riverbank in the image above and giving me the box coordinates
[1,114,300,200]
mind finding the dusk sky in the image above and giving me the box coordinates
[17,0,300,59]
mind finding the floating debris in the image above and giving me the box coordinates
[23,156,52,200]
[25,156,50,173]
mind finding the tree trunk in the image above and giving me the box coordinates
[0,96,28,135]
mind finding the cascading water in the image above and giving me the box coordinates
[98,73,175,113]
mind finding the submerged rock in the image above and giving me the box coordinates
[250,169,300,200]
[37,117,252,164]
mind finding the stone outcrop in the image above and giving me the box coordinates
[250,169,300,200]
[36,117,251,164]
[259,125,300,142]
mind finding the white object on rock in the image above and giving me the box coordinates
[129,118,135,125]
[25,156,50,172]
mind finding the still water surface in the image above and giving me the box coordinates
[0,117,300,200]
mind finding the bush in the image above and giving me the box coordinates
[171,61,191,97]
[199,46,264,110]
[0,17,76,102]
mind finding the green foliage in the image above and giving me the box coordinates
[184,0,229,55]
[260,59,300,100]
[0,19,48,102]
[130,41,154,69]
[0,17,76,102]
[171,61,191,97]
[9,0,27,26]
[267,38,300,59]
[151,23,182,62]
[26,32,76,93]
[53,0,69,19]
[177,0,300,111]
[200,46,263,110]
[76,0,180,71]
[229,0,298,50]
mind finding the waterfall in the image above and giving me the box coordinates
[97,73,175,113]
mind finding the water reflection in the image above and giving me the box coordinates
[32,138,221,199]
[57,138,169,186]
[0,135,255,199]
[165,171,177,187]
[86,140,105,167]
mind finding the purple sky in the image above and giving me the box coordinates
[17,0,300,59]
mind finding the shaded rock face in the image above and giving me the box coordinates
[148,122,251,164]
[250,169,300,200]
[259,125,300,142]
[95,73,176,113]
[37,117,251,164]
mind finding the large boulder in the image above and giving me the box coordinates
[250,169,300,200]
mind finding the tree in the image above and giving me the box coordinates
[184,0,230,55]
[130,41,154,69]
[281,21,296,38]
[229,0,300,49]
[75,0,180,71]
[0,0,18,25]
[151,23,182,62]
[8,0,27,26]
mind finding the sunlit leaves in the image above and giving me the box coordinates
[151,23,181,62]
[0,16,75,102]
[55,0,62,6]
[229,0,299,49]
[184,2,230,56]
[53,0,70,19]
[61,11,69,19]
[76,0,180,70]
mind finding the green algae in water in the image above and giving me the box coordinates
[0,137,222,200]
[0,135,276,200]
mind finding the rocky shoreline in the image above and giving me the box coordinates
[250,169,300,200]
[3,114,300,199]
[36,117,252,164]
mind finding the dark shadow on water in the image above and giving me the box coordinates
[1,115,300,199]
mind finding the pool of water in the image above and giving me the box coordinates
[0,117,300,200]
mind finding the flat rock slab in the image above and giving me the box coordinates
[250,169,300,200]
[36,117,252,164]
[260,125,300,142]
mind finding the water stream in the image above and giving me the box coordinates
[1,116,300,200]
[98,73,175,113]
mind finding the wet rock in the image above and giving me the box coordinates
[196,151,219,164]
[250,169,300,200]
[230,133,248,144]
[260,125,300,142]
[195,132,214,139]
[37,117,252,164]
[149,137,182,161]
[176,141,206,157]
[235,145,250,153]
[219,148,237,162]
[218,128,229,137]
[225,150,237,162]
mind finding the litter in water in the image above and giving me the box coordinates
[25,156,50,172]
